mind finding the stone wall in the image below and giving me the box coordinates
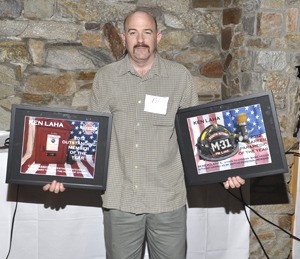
[0,0,300,258]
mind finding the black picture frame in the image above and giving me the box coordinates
[6,104,112,190]
[175,91,288,186]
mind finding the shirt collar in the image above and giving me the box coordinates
[117,53,168,78]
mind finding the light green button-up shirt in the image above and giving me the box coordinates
[89,54,199,214]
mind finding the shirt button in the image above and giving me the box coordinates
[135,165,138,169]
[138,100,142,104]
[135,144,139,148]
[134,185,138,189]
[136,123,140,126]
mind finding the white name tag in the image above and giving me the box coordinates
[144,94,169,115]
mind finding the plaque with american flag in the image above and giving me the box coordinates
[188,104,271,174]
[6,105,112,190]
[175,91,288,185]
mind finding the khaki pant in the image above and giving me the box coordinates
[103,206,187,259]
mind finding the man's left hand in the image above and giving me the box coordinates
[223,176,245,189]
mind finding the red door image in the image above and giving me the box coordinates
[34,118,73,164]
[35,128,70,164]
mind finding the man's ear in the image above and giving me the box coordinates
[157,31,162,44]
[121,32,126,45]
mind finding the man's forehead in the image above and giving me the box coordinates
[124,11,157,30]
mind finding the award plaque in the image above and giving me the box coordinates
[6,105,112,190]
[175,91,288,185]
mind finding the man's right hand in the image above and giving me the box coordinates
[43,180,65,194]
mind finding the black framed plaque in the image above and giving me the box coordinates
[175,91,288,186]
[6,104,112,190]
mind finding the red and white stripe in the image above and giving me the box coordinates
[21,154,95,179]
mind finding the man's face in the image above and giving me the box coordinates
[122,11,162,63]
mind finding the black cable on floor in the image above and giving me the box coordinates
[5,184,20,259]
[239,187,270,259]
[225,185,300,259]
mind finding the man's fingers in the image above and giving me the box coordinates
[54,183,61,194]
[49,180,57,192]
[43,180,65,193]
[236,176,245,185]
[43,184,50,191]
[223,176,245,189]
[223,181,230,189]
[59,183,66,192]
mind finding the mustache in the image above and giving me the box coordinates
[134,43,150,49]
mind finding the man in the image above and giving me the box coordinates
[44,9,245,259]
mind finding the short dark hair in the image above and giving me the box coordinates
[123,9,158,31]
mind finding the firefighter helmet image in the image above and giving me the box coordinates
[196,124,239,161]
